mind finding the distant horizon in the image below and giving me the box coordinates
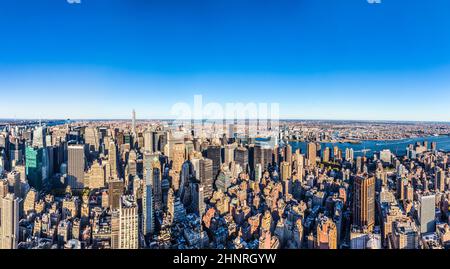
[1,117,450,124]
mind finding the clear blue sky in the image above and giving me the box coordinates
[0,0,449,121]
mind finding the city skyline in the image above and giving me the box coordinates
[1,0,449,121]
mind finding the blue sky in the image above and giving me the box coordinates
[0,0,449,121]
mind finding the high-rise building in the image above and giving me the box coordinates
[108,141,118,179]
[84,127,99,152]
[119,196,139,249]
[0,193,21,249]
[380,149,392,164]
[142,180,154,237]
[151,157,162,211]
[430,141,437,152]
[67,145,86,189]
[322,147,330,163]
[32,126,46,148]
[285,144,292,164]
[391,219,419,249]
[435,167,445,193]
[25,146,43,190]
[199,158,213,199]
[0,180,8,198]
[353,175,375,230]
[280,161,291,181]
[315,216,337,249]
[85,160,106,189]
[110,210,120,249]
[131,109,136,136]
[143,130,153,153]
[191,183,205,217]
[419,194,436,234]
[215,169,232,193]
[171,143,185,173]
[224,144,236,165]
[307,142,317,167]
[345,148,354,161]
[109,179,124,210]
[234,146,248,172]
[207,145,221,179]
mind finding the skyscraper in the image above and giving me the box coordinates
[67,144,86,189]
[345,148,354,161]
[199,158,213,199]
[435,167,445,193]
[420,194,436,234]
[132,109,136,136]
[0,193,21,249]
[171,143,185,173]
[32,126,46,148]
[119,196,139,249]
[323,147,330,163]
[84,127,99,152]
[285,144,292,164]
[151,158,162,211]
[224,144,236,165]
[25,146,43,190]
[143,130,153,153]
[109,179,124,210]
[234,146,248,172]
[353,175,375,230]
[142,179,154,237]
[207,145,221,179]
[108,141,118,179]
[307,142,317,167]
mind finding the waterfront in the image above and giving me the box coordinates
[289,135,450,157]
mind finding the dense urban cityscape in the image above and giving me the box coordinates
[0,114,449,250]
[1,0,449,260]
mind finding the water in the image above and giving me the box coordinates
[289,135,450,157]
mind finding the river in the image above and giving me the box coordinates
[289,135,450,157]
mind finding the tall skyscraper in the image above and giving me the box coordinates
[25,146,43,190]
[67,145,86,189]
[419,194,436,234]
[151,158,162,211]
[109,179,124,210]
[345,148,354,161]
[199,158,213,199]
[132,109,136,136]
[285,144,292,164]
[234,146,248,172]
[207,145,221,179]
[84,127,99,152]
[119,196,139,249]
[224,144,236,165]
[143,130,153,153]
[307,142,317,167]
[32,126,46,148]
[353,175,375,230]
[0,193,21,249]
[142,179,154,237]
[108,141,118,179]
[280,161,291,181]
[435,167,445,193]
[323,147,330,163]
[171,143,185,173]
